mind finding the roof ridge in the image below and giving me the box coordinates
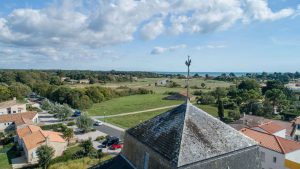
[244,128,276,137]
[177,101,189,166]
[274,136,285,154]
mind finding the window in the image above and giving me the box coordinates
[143,152,149,169]
[273,157,277,163]
[13,111,16,114]
[297,125,300,130]
[18,108,21,113]
[260,152,265,162]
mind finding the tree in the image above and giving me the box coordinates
[8,82,31,99]
[37,145,55,169]
[218,99,225,121]
[76,114,93,133]
[198,95,215,105]
[262,80,284,94]
[238,79,260,91]
[201,83,206,88]
[63,128,74,145]
[212,87,227,99]
[265,89,287,111]
[41,99,54,111]
[56,104,73,121]
[0,85,11,101]
[80,138,93,156]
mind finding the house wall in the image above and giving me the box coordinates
[122,134,261,169]
[285,149,300,169]
[274,129,286,138]
[0,122,15,131]
[0,104,26,115]
[122,133,174,169]
[180,146,261,169]
[25,141,67,163]
[259,147,287,169]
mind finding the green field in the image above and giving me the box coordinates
[102,104,229,129]
[102,108,172,129]
[69,77,233,94]
[86,94,182,116]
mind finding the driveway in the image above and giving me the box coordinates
[38,111,60,124]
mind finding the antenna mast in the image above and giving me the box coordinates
[185,56,191,101]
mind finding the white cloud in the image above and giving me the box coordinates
[196,44,227,50]
[151,44,186,55]
[0,0,298,60]
[140,18,165,40]
[243,0,294,22]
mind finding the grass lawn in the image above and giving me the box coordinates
[196,104,229,117]
[49,145,112,169]
[102,108,172,129]
[102,104,230,129]
[0,143,15,169]
[0,153,11,169]
[49,155,112,169]
[86,94,182,116]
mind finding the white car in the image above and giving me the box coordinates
[94,120,103,126]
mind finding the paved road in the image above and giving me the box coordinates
[92,104,178,119]
[93,123,125,139]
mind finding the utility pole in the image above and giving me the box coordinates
[185,56,191,101]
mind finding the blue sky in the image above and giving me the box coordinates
[0,0,300,72]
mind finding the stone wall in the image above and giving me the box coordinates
[180,146,261,169]
[122,133,175,169]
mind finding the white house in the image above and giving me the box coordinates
[16,125,67,164]
[0,112,38,132]
[0,98,27,115]
[241,128,300,169]
[251,121,286,138]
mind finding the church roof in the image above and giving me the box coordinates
[127,101,257,167]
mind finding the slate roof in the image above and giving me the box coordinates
[127,101,257,167]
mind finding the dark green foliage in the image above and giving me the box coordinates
[218,99,225,121]
[37,145,55,169]
[8,83,31,99]
[238,79,260,91]
[198,95,215,105]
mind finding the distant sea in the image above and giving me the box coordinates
[155,72,257,77]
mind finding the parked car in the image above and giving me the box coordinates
[94,120,103,126]
[73,110,81,117]
[109,143,123,150]
[101,136,119,148]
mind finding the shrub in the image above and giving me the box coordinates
[67,121,75,126]
[95,136,105,141]
[41,123,67,132]
[198,95,215,105]
[228,110,241,121]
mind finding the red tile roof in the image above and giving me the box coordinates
[255,121,286,134]
[0,112,37,126]
[240,128,300,154]
[17,125,66,151]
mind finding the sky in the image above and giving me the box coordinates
[0,0,300,72]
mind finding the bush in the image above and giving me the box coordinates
[198,95,215,105]
[228,110,241,121]
[67,121,75,126]
[41,123,67,132]
[193,90,203,96]
[95,136,105,141]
